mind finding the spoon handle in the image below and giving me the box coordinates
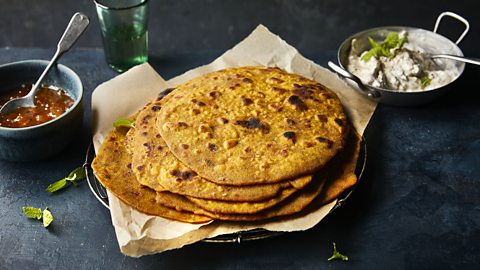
[57,13,90,53]
[327,61,381,99]
[28,13,90,98]
[432,54,480,66]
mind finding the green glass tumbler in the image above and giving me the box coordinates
[94,0,149,73]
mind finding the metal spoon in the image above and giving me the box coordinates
[430,54,480,66]
[0,13,89,115]
[327,61,381,99]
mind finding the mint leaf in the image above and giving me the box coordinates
[22,206,55,228]
[421,75,432,88]
[362,32,407,62]
[384,32,407,50]
[361,49,377,62]
[46,167,86,193]
[328,242,349,261]
[361,37,380,62]
[67,166,86,181]
[22,206,43,219]
[46,178,67,193]
[113,118,135,128]
[42,208,54,228]
[368,36,379,49]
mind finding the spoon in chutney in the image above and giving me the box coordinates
[0,13,89,116]
[429,54,480,66]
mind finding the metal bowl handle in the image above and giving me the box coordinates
[433,11,470,45]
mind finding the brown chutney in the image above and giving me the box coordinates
[0,84,74,128]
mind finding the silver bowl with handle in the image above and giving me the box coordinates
[331,11,469,106]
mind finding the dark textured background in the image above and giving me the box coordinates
[1,0,480,56]
[0,1,480,269]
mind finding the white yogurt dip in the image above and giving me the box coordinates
[347,31,461,91]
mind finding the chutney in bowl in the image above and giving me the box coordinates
[0,84,75,128]
[0,60,83,161]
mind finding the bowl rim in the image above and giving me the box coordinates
[337,25,466,94]
[0,59,83,132]
[93,0,149,11]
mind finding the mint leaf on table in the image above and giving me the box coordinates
[46,166,86,193]
[42,208,54,228]
[46,178,68,193]
[113,118,135,128]
[67,166,86,180]
[328,242,349,261]
[361,32,407,62]
[22,206,54,228]
[22,206,43,219]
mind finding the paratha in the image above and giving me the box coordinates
[128,89,313,202]
[186,175,312,215]
[154,127,361,221]
[92,66,360,225]
[308,127,361,207]
[201,128,361,221]
[91,125,211,224]
[157,66,347,185]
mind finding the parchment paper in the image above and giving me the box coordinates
[92,25,377,257]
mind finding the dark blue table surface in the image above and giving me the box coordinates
[0,47,479,270]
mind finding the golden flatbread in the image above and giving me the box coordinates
[91,125,211,224]
[128,89,313,202]
[92,66,361,225]
[153,127,361,221]
[157,66,347,185]
[316,129,361,205]
[202,128,361,221]
[186,175,312,214]
[154,175,324,220]
[126,90,176,192]
[204,175,327,221]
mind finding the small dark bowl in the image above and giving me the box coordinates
[0,60,83,161]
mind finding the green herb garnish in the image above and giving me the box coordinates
[113,118,135,128]
[420,75,432,88]
[361,32,407,62]
[22,206,54,228]
[22,206,43,219]
[328,242,349,261]
[46,166,86,193]
[42,208,54,228]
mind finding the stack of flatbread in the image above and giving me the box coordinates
[92,66,361,224]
